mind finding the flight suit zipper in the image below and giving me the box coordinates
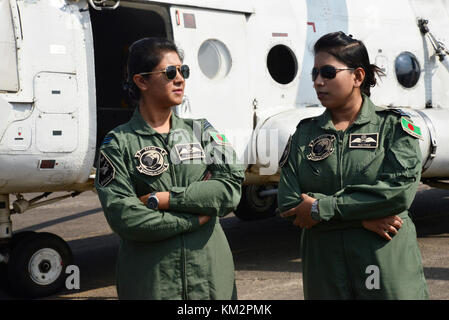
[337,131,344,190]
[157,133,188,299]
[337,130,357,297]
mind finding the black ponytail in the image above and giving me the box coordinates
[313,31,385,97]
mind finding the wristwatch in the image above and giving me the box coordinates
[146,193,159,210]
[310,200,321,221]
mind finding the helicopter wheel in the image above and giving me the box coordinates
[234,185,277,221]
[7,232,73,298]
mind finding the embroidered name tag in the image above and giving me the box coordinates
[175,143,205,161]
[349,133,379,148]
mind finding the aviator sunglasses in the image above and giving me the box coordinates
[140,64,190,80]
[311,65,355,81]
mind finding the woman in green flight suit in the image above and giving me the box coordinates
[278,32,429,299]
[95,38,244,299]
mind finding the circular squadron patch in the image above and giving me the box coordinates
[307,134,336,161]
[135,146,169,176]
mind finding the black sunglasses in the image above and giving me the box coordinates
[140,64,190,80]
[311,65,354,81]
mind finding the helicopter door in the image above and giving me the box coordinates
[0,0,19,92]
[169,7,252,159]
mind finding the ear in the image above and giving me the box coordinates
[353,67,365,88]
[133,74,148,92]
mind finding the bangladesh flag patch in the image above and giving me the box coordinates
[210,131,230,145]
[401,117,423,140]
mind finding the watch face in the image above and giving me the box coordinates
[147,196,158,209]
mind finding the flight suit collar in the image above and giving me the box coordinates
[130,107,184,136]
[352,94,378,126]
[317,94,378,131]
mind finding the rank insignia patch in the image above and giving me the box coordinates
[349,133,379,148]
[101,135,113,146]
[175,143,205,161]
[307,134,336,161]
[98,151,115,187]
[279,135,292,168]
[210,131,230,145]
[203,120,213,131]
[401,117,423,140]
[135,146,169,176]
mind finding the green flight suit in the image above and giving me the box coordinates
[278,95,429,299]
[95,108,245,300]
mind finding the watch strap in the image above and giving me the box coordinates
[310,200,321,221]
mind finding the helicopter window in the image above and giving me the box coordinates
[0,0,19,92]
[198,39,232,80]
[267,45,298,85]
[395,52,421,88]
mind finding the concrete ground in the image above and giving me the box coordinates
[0,184,448,300]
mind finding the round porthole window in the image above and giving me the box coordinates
[198,39,232,80]
[267,45,298,85]
[395,52,421,88]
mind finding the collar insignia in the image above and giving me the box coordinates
[349,133,379,148]
[135,146,169,176]
[307,134,335,161]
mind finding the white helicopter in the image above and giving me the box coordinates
[1,0,449,298]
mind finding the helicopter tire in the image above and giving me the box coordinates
[234,184,277,221]
[7,232,73,298]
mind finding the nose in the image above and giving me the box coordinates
[313,74,325,88]
[174,68,185,83]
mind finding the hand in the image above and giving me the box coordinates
[281,193,320,229]
[203,171,212,181]
[198,215,211,226]
[362,215,403,241]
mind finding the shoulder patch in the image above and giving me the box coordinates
[203,119,213,131]
[279,135,292,168]
[210,131,231,145]
[400,116,423,140]
[97,151,115,187]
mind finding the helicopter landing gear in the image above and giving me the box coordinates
[0,194,73,298]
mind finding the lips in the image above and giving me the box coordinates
[317,92,328,99]
[173,89,183,95]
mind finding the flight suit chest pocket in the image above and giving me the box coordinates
[129,164,169,197]
[299,156,339,193]
[298,144,337,192]
[353,148,385,182]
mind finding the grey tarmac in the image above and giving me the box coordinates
[0,184,448,300]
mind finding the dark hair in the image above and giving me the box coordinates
[313,31,384,97]
[124,37,183,102]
